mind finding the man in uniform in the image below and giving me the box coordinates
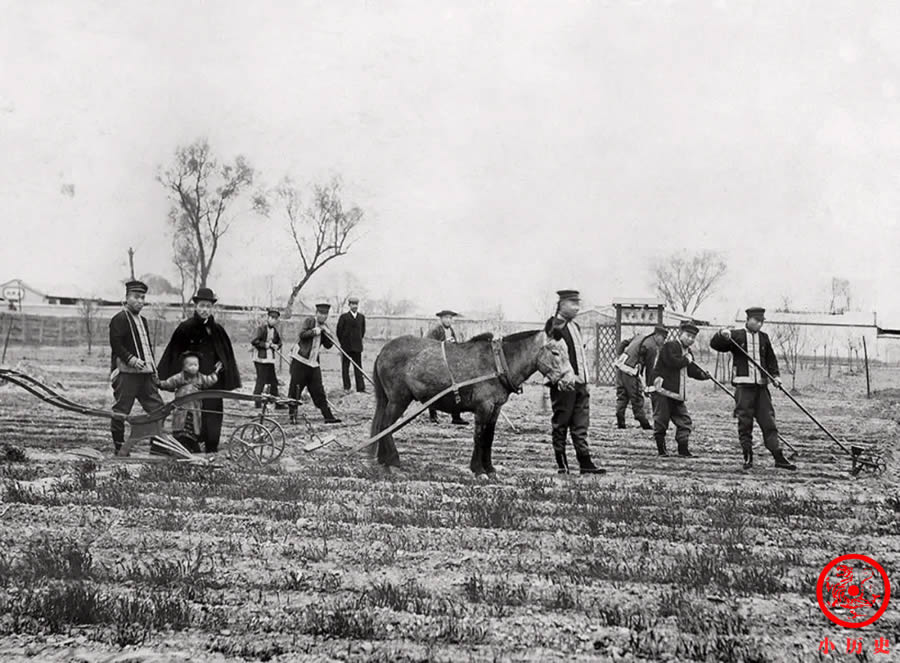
[427,309,467,425]
[649,321,710,457]
[287,303,341,424]
[108,280,165,455]
[544,290,605,475]
[336,296,367,393]
[250,308,282,407]
[641,325,669,420]
[710,307,797,471]
[612,325,668,430]
[157,287,241,454]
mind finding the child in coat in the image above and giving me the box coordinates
[155,351,222,453]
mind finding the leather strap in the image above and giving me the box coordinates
[441,341,462,404]
[492,338,521,394]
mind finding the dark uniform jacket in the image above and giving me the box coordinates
[649,339,709,401]
[157,313,241,390]
[336,312,366,352]
[615,333,661,377]
[250,324,282,362]
[292,316,334,364]
[109,310,155,374]
[427,324,459,343]
[640,335,666,384]
[710,328,779,385]
[544,316,585,379]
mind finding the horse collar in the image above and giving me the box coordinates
[492,338,521,394]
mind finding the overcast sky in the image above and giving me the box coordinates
[2,0,900,323]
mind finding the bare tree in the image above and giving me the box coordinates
[769,299,808,391]
[172,224,200,316]
[312,271,369,313]
[158,138,260,290]
[367,294,417,316]
[78,298,98,354]
[263,176,362,316]
[652,250,727,315]
[829,277,852,314]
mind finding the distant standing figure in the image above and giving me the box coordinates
[287,303,342,424]
[427,309,467,425]
[336,297,367,393]
[251,308,282,407]
[157,287,241,454]
[108,279,164,455]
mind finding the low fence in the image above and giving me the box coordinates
[1,311,896,397]
[0,311,547,353]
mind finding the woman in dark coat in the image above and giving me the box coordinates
[157,288,241,453]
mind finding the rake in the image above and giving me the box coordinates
[728,339,884,475]
[694,363,799,460]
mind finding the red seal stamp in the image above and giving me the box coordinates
[817,554,890,629]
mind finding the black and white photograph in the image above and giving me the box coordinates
[0,1,897,661]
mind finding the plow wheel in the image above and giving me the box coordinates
[227,419,285,468]
[849,446,887,477]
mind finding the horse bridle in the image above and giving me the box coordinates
[440,336,523,400]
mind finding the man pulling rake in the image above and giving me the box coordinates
[710,307,797,471]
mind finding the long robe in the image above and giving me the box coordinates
[157,313,241,390]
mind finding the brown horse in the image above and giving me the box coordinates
[368,329,575,475]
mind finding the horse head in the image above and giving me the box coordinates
[536,333,576,390]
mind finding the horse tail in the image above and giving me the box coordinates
[370,355,388,438]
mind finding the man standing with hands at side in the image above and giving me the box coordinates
[336,297,367,393]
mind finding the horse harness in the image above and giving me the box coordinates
[439,337,521,406]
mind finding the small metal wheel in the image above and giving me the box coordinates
[227,422,277,467]
[258,416,287,462]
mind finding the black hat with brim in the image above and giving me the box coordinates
[192,287,217,304]
[125,280,148,295]
[315,303,331,313]
[680,321,700,335]
[653,324,668,335]
[745,307,766,320]
[436,310,459,317]
[266,309,281,318]
[556,289,580,302]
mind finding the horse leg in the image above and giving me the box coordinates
[470,410,487,476]
[376,398,411,467]
[481,406,501,476]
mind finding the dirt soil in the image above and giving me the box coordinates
[0,344,898,662]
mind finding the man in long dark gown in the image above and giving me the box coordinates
[157,287,241,453]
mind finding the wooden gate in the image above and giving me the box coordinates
[593,323,618,386]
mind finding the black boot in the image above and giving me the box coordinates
[577,453,607,475]
[616,417,626,429]
[655,437,668,457]
[638,419,653,430]
[742,446,753,470]
[554,450,570,474]
[289,410,298,425]
[677,441,695,458]
[322,409,342,424]
[772,449,797,471]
